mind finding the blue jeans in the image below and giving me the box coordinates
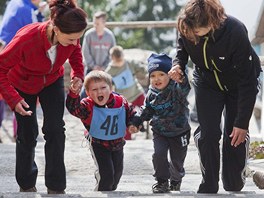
[15,77,66,191]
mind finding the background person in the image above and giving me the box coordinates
[169,0,261,193]
[81,10,116,98]
[0,0,87,194]
[0,0,45,45]
[105,45,148,140]
[0,0,46,140]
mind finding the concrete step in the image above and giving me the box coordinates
[0,140,264,197]
[0,109,264,197]
[1,175,264,198]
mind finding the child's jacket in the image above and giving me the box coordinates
[132,78,191,137]
[66,91,135,150]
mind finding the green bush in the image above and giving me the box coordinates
[249,141,264,159]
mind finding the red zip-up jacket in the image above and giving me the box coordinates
[0,20,84,109]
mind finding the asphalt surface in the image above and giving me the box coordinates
[0,106,264,198]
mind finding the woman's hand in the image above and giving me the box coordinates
[15,100,33,116]
[230,127,248,147]
[70,77,83,94]
[168,65,184,83]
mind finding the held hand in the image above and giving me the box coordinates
[128,125,139,134]
[168,65,184,83]
[15,100,33,116]
[230,127,248,147]
[70,77,83,94]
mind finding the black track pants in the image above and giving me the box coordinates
[193,82,249,193]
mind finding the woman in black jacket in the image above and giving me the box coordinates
[169,0,261,194]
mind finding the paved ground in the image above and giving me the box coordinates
[0,106,264,197]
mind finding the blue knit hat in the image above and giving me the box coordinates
[147,53,172,75]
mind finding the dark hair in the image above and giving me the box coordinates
[49,0,88,34]
[177,0,226,44]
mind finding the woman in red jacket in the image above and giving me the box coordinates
[0,0,87,194]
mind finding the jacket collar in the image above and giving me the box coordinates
[39,20,53,51]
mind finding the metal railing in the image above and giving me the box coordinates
[87,21,177,29]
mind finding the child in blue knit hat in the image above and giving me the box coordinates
[128,53,191,193]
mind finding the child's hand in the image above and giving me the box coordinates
[70,77,82,94]
[128,125,139,134]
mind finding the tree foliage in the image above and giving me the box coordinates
[0,0,182,53]
[80,0,182,53]
[0,0,8,16]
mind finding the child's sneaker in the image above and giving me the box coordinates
[152,180,169,193]
[170,180,181,191]
[253,171,264,189]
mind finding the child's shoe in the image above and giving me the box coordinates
[152,180,169,193]
[170,180,181,191]
[253,171,264,189]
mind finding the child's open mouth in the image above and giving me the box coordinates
[98,96,104,101]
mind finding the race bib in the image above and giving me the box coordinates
[89,105,126,140]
